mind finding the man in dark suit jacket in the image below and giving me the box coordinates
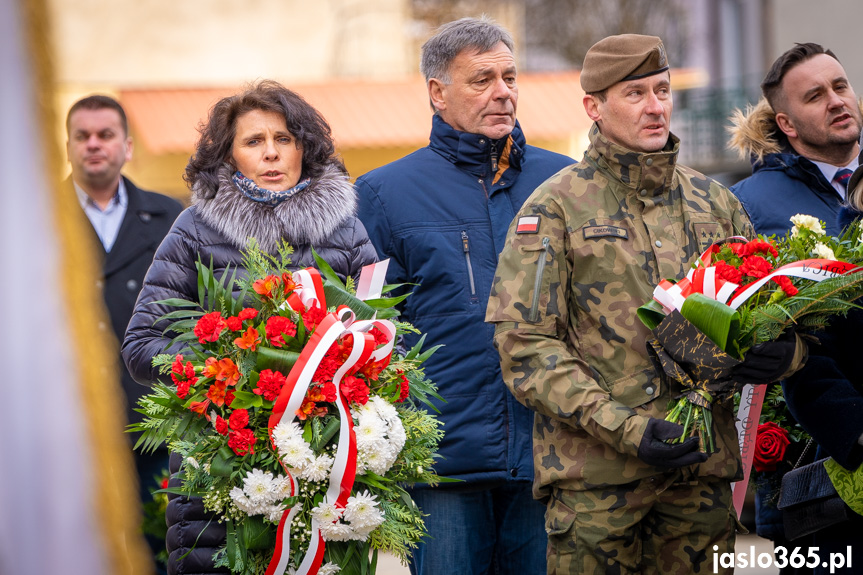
[67,95,182,572]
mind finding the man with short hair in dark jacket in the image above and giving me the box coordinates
[727,43,863,569]
[67,94,183,573]
[355,17,573,575]
[728,43,862,238]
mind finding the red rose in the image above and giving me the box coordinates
[228,408,249,430]
[753,422,791,472]
[193,312,227,343]
[215,416,229,435]
[228,428,256,456]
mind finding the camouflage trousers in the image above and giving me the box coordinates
[545,471,739,574]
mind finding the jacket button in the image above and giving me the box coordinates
[655,240,662,248]
[639,189,647,196]
[646,158,654,166]
[139,212,152,223]
[126,279,139,291]
[510,469,518,477]
[645,386,655,395]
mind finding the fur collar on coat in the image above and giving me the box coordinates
[191,163,357,253]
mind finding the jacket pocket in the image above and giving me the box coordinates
[528,237,552,323]
[605,367,661,409]
[461,230,479,304]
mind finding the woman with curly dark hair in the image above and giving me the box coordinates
[122,80,377,574]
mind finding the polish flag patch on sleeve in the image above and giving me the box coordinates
[515,215,540,234]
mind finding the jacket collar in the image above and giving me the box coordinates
[585,123,679,197]
[428,114,525,178]
[193,162,356,253]
[753,150,837,193]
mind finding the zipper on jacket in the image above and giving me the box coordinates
[462,231,479,303]
[490,141,499,173]
[528,237,551,322]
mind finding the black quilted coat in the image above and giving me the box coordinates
[122,162,377,574]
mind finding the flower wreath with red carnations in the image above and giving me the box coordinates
[130,240,446,575]
[639,214,863,453]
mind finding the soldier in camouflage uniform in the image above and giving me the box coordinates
[487,35,767,574]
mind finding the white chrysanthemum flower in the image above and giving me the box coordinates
[184,456,199,469]
[310,501,343,525]
[369,395,399,423]
[319,521,354,542]
[812,242,836,260]
[791,214,825,236]
[300,454,334,482]
[265,503,286,522]
[318,563,341,575]
[275,433,314,471]
[361,445,391,476]
[344,491,384,529]
[388,417,407,452]
[272,474,294,499]
[230,487,257,516]
[354,416,387,448]
[243,468,276,505]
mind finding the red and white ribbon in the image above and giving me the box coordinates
[355,260,390,301]
[265,267,397,575]
[731,383,768,518]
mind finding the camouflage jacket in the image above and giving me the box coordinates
[486,125,754,495]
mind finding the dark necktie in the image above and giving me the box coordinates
[834,168,853,191]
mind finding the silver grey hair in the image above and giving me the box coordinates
[420,16,515,84]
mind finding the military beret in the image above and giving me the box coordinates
[580,34,669,93]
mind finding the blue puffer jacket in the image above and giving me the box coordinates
[355,115,574,484]
[730,151,845,237]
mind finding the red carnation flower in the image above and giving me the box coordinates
[215,415,229,435]
[226,316,242,331]
[225,389,235,407]
[773,275,799,297]
[193,312,227,344]
[341,375,369,405]
[228,408,249,430]
[228,428,256,456]
[265,316,297,348]
[254,369,286,401]
[301,303,326,330]
[753,422,791,472]
[714,260,744,284]
[396,372,410,403]
[740,255,773,280]
[238,308,258,321]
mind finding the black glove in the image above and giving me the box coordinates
[637,418,709,469]
[732,327,803,385]
[166,453,229,575]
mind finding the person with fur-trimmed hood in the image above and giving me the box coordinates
[122,80,377,575]
[728,42,862,238]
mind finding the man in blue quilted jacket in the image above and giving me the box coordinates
[355,16,573,575]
